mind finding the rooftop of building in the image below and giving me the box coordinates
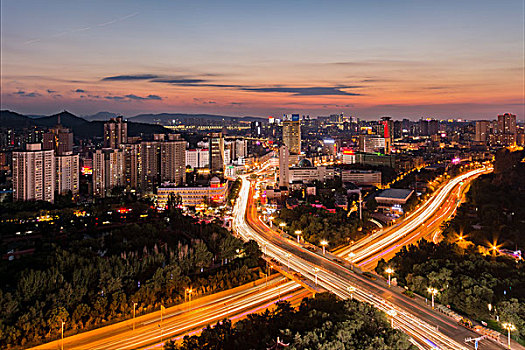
[376,188,413,200]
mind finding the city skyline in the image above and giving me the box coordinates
[1,0,524,120]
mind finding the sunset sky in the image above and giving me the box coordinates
[1,0,524,120]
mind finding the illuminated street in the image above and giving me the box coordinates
[29,276,308,350]
[233,165,516,350]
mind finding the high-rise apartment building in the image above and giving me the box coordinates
[43,123,73,156]
[55,152,79,196]
[140,141,161,190]
[103,116,128,148]
[122,143,141,189]
[93,148,125,197]
[279,145,289,187]
[497,113,517,145]
[475,121,490,143]
[282,119,301,155]
[209,132,224,174]
[12,143,55,202]
[160,134,186,185]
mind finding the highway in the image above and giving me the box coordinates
[338,166,491,270]
[233,166,511,350]
[30,276,308,350]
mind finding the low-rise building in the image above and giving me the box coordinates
[156,176,228,207]
[340,169,381,187]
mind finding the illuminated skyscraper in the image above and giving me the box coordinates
[283,117,301,155]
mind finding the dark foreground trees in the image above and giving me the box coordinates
[165,293,416,350]
[0,209,262,348]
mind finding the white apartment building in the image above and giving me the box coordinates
[12,143,55,202]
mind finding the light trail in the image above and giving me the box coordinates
[30,277,307,350]
[233,174,474,350]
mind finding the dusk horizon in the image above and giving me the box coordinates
[2,0,524,120]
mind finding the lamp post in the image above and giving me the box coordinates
[279,222,286,235]
[347,286,356,300]
[320,240,328,255]
[132,302,137,331]
[385,267,394,287]
[387,309,397,328]
[269,216,274,228]
[285,253,291,270]
[313,267,319,286]
[61,321,65,350]
[185,288,193,311]
[427,287,438,309]
[502,323,516,349]
[295,230,302,243]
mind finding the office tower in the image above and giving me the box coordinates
[251,121,262,138]
[140,141,161,190]
[12,143,55,203]
[122,143,141,189]
[359,135,387,154]
[93,148,125,197]
[160,134,186,185]
[380,117,393,153]
[282,118,301,155]
[475,121,490,143]
[209,132,224,174]
[55,152,79,196]
[279,145,289,187]
[103,116,128,148]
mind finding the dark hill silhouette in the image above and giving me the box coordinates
[0,110,169,138]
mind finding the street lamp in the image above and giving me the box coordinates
[320,240,328,255]
[295,230,302,243]
[279,222,286,235]
[61,321,65,350]
[347,286,356,300]
[502,323,516,349]
[185,288,193,311]
[132,301,137,331]
[385,267,394,287]
[427,287,438,309]
[313,267,319,286]
[387,309,397,328]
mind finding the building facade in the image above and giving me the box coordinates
[12,143,55,202]
[56,152,79,195]
[282,119,301,155]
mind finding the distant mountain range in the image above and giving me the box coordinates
[81,112,267,124]
[0,110,169,139]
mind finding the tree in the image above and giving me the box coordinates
[47,307,69,335]
[193,242,213,271]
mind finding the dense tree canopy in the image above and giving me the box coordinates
[0,208,262,348]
